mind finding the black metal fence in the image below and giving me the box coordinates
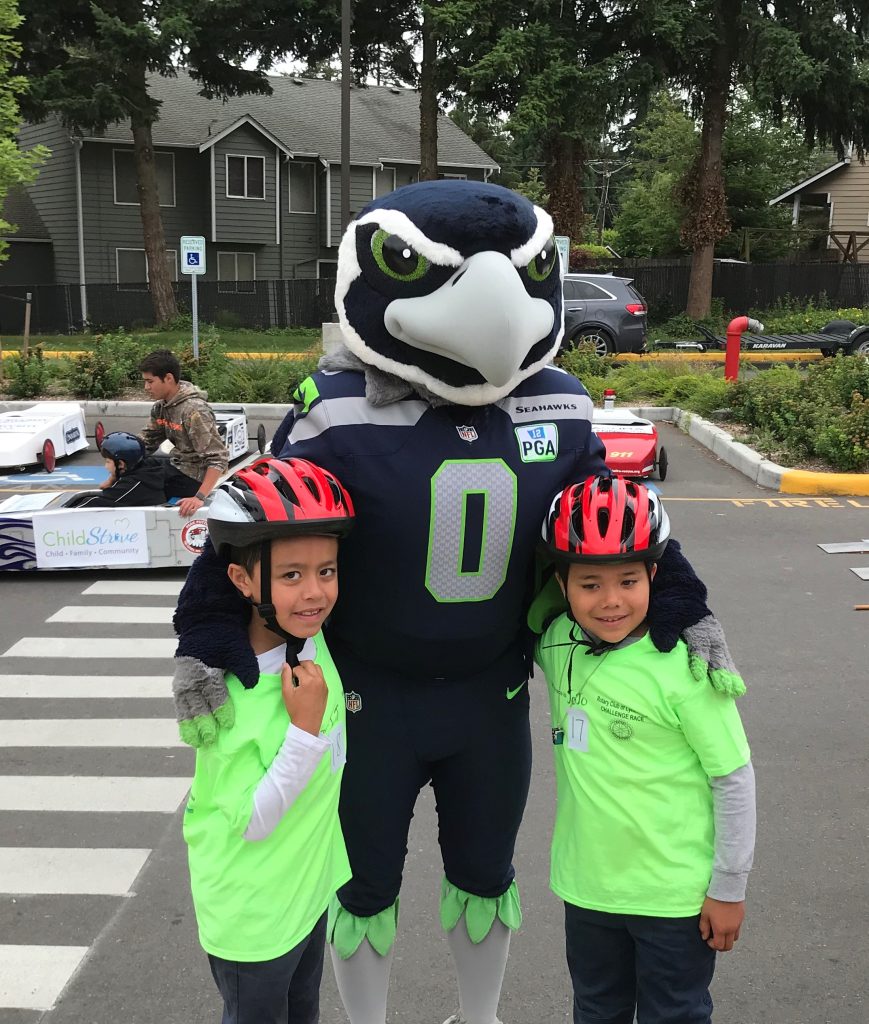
[0,278,336,335]
[5,262,869,336]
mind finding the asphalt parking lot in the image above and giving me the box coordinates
[0,421,867,1024]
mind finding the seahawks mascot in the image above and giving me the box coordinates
[173,181,737,1024]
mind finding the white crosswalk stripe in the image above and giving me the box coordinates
[1,573,192,1012]
[0,847,152,895]
[82,580,183,596]
[0,718,184,746]
[0,674,172,699]
[0,944,89,1011]
[2,636,177,658]
[0,776,190,813]
[47,605,174,624]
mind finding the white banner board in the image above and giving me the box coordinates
[33,510,150,568]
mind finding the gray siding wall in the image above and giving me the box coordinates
[18,117,78,283]
[213,125,277,245]
[80,143,210,282]
[326,165,377,248]
[280,159,322,280]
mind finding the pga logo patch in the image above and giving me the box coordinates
[515,422,558,462]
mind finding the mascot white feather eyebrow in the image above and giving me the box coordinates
[172,180,740,1024]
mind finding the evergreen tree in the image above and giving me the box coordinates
[0,0,45,263]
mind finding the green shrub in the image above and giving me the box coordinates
[5,348,49,398]
[69,331,150,399]
[813,391,869,472]
[678,375,732,417]
[557,343,613,380]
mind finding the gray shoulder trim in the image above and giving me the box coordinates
[290,395,427,444]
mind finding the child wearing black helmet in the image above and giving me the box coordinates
[180,457,355,1024]
[69,431,167,508]
[533,475,755,1024]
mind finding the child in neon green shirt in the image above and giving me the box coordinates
[535,476,755,1024]
[179,458,355,1024]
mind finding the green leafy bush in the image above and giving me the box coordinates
[5,348,49,398]
[557,343,613,380]
[69,331,150,399]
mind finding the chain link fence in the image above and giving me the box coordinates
[0,278,336,335]
[4,263,869,336]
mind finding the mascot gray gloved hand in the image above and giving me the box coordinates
[173,180,738,1024]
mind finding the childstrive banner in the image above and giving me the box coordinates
[32,510,150,568]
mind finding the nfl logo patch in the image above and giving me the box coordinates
[456,425,478,443]
[345,691,363,714]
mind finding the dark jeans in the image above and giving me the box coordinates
[332,645,532,917]
[564,903,716,1024]
[154,454,200,499]
[207,913,326,1024]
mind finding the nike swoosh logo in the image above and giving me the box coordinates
[506,681,527,700]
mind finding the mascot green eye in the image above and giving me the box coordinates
[527,238,557,282]
[372,229,430,281]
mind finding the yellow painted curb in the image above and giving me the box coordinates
[0,349,318,361]
[618,351,823,363]
[779,469,869,496]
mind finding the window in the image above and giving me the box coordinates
[289,162,316,213]
[374,167,396,198]
[565,279,616,301]
[226,155,266,199]
[113,150,175,206]
[218,251,256,293]
[438,172,468,180]
[116,248,177,290]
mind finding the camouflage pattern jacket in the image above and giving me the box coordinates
[140,381,228,482]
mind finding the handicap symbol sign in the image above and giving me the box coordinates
[186,252,200,266]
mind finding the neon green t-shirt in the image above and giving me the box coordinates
[536,615,750,917]
[183,634,351,961]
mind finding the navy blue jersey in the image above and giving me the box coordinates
[276,367,607,681]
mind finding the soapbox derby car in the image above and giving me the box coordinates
[592,408,667,481]
[0,404,267,571]
[0,401,263,472]
[0,403,91,472]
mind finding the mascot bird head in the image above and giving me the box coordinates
[335,180,563,406]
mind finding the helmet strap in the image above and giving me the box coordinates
[250,539,306,667]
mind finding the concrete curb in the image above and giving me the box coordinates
[629,405,869,496]
[2,397,867,496]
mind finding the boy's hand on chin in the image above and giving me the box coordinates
[699,897,744,952]
[282,661,328,736]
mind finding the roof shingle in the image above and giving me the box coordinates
[85,71,497,169]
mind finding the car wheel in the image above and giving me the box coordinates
[849,335,869,357]
[655,446,668,481]
[42,438,56,473]
[257,423,267,455]
[573,328,615,357]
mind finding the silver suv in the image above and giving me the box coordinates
[562,273,648,356]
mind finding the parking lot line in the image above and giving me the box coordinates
[46,606,173,624]
[1,637,176,659]
[0,719,184,747]
[81,580,183,596]
[0,847,151,895]
[0,776,189,813]
[0,944,89,1010]
[0,674,171,699]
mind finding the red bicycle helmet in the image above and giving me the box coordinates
[207,457,355,558]
[542,475,670,564]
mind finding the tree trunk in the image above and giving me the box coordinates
[418,3,438,181]
[130,89,176,326]
[682,9,733,319]
[543,133,586,240]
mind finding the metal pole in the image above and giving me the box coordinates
[191,274,199,362]
[23,291,32,358]
[341,0,352,233]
